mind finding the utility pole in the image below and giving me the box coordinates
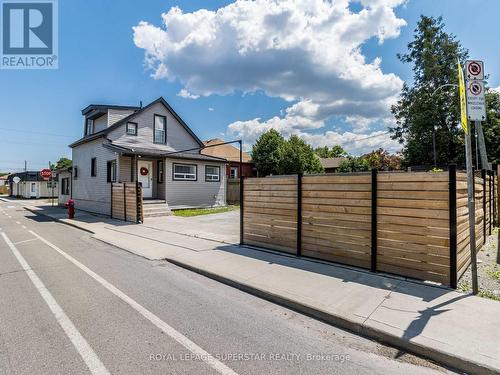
[475,120,489,169]
[432,125,437,167]
[24,160,27,172]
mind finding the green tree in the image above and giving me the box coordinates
[337,156,370,173]
[314,145,348,158]
[280,135,324,174]
[390,15,468,166]
[51,157,72,170]
[251,129,286,176]
[484,89,500,164]
[363,149,402,171]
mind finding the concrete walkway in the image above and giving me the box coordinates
[19,202,500,375]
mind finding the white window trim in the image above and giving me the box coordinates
[85,118,94,136]
[230,166,238,179]
[126,122,137,136]
[173,163,197,181]
[205,165,220,182]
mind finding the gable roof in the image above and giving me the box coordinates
[70,97,204,148]
[202,138,252,163]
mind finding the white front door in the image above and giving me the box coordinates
[30,182,37,197]
[138,160,153,198]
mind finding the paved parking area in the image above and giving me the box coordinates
[144,210,240,244]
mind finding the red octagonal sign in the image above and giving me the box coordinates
[40,169,52,180]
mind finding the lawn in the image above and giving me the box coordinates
[172,205,239,217]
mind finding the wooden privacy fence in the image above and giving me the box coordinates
[241,166,498,287]
[226,179,240,204]
[111,182,143,223]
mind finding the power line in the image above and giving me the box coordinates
[349,131,390,142]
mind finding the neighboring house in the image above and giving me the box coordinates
[0,175,9,194]
[57,167,72,206]
[319,157,346,173]
[201,138,256,179]
[69,97,227,216]
[8,171,57,198]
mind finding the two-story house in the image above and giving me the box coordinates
[69,97,227,216]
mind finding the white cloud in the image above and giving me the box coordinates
[177,89,200,99]
[208,107,215,111]
[134,0,406,152]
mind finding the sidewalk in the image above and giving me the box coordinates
[20,203,500,375]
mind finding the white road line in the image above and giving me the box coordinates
[21,225,27,229]
[13,238,38,245]
[0,232,110,375]
[29,229,239,375]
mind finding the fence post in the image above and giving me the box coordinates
[488,170,492,235]
[110,183,113,219]
[239,176,244,245]
[136,181,140,223]
[481,169,486,244]
[371,169,377,272]
[297,173,303,257]
[493,164,497,226]
[449,165,457,289]
[123,182,127,222]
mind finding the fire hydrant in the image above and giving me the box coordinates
[65,199,75,219]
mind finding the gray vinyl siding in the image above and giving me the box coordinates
[93,114,108,133]
[71,138,116,214]
[58,171,71,205]
[108,102,199,152]
[108,109,135,126]
[11,181,54,198]
[165,159,226,208]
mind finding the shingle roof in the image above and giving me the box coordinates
[319,157,346,169]
[202,138,252,163]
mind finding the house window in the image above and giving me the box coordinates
[154,115,166,144]
[107,160,117,182]
[157,160,164,183]
[91,158,97,177]
[31,183,36,193]
[173,163,196,181]
[73,167,78,179]
[205,165,220,182]
[126,122,137,136]
[85,118,94,136]
[61,178,70,195]
[230,166,238,179]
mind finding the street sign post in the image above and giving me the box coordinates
[12,176,20,184]
[458,59,478,295]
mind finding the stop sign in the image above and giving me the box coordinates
[40,169,52,180]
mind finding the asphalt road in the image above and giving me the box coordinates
[0,200,456,375]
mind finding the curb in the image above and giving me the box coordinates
[23,207,95,234]
[166,257,497,375]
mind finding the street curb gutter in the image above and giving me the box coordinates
[166,257,496,375]
[23,207,95,234]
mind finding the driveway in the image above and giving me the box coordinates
[143,210,239,244]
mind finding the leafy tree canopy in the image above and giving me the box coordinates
[314,145,348,158]
[51,157,72,170]
[390,15,468,167]
[337,149,402,173]
[484,89,500,164]
[252,130,324,176]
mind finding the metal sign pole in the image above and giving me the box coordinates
[459,59,478,294]
[475,120,489,169]
[465,129,478,294]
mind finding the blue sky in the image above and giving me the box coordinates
[1,0,499,172]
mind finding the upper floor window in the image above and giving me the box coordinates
[61,178,70,196]
[154,115,166,144]
[91,158,97,177]
[126,122,137,136]
[85,118,94,136]
[205,165,220,182]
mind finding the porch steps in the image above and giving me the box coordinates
[142,201,171,218]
